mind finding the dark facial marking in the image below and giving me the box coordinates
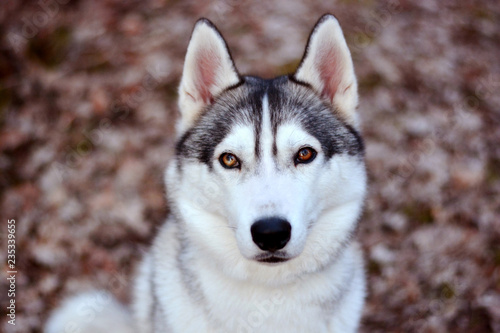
[176,77,266,169]
[176,75,363,171]
[267,78,364,159]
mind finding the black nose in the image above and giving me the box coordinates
[251,217,291,252]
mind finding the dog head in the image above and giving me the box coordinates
[166,15,366,282]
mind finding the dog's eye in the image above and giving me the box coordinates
[219,153,241,169]
[295,147,317,165]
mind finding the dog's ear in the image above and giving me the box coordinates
[294,14,359,127]
[177,18,240,133]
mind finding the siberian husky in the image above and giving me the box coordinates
[46,14,367,333]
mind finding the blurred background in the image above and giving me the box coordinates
[1,0,499,332]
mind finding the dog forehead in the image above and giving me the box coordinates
[214,80,320,151]
[175,76,364,168]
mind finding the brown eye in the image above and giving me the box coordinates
[219,153,241,169]
[295,147,317,165]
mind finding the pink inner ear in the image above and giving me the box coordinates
[195,48,220,104]
[317,46,342,101]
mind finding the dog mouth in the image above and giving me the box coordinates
[255,253,290,264]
